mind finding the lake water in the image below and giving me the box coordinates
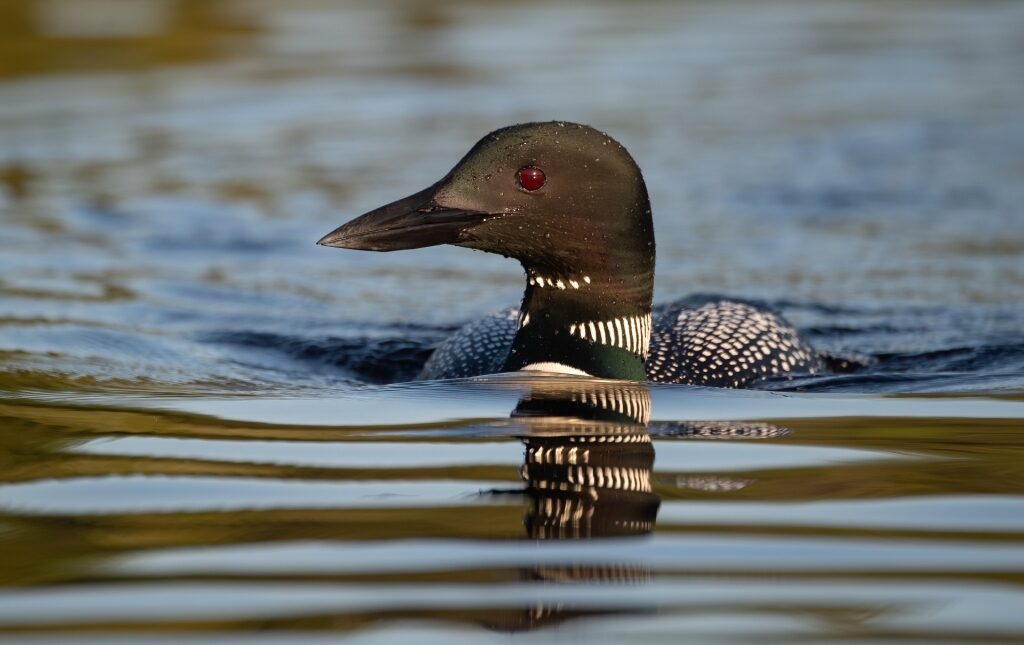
[1,1,1023,643]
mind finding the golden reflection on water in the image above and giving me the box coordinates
[2,0,1024,641]
[2,382,1024,639]
[0,0,257,79]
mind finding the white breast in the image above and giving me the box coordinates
[520,362,593,376]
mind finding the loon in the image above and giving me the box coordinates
[318,121,821,387]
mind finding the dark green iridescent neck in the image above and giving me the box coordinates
[503,273,653,380]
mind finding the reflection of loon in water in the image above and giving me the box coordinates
[318,122,822,388]
[489,379,659,631]
[512,380,659,543]
[480,377,790,632]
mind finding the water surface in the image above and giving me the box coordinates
[1,0,1023,643]
[3,378,1024,643]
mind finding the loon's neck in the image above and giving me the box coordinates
[503,268,653,380]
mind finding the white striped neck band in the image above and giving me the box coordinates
[568,314,652,358]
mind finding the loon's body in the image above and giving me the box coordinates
[420,296,819,387]
[319,122,821,387]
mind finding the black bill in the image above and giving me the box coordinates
[317,183,490,251]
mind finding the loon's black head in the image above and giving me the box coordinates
[320,122,655,380]
[319,122,653,288]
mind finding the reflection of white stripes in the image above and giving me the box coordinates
[567,466,652,492]
[570,388,651,424]
[572,314,651,357]
[524,450,653,493]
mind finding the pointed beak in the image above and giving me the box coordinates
[317,182,491,252]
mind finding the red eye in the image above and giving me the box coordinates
[517,166,545,191]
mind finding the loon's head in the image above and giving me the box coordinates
[319,122,655,380]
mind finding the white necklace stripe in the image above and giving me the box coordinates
[567,313,651,358]
[529,273,590,290]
